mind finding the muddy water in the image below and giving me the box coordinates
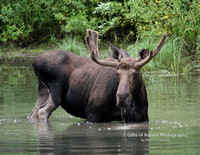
[0,60,199,154]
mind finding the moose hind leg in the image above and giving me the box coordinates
[28,80,49,119]
[37,88,61,121]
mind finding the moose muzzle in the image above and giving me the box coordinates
[116,92,131,108]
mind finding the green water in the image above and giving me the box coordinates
[0,59,200,154]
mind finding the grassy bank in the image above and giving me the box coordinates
[58,36,199,74]
[1,36,199,74]
[126,37,199,73]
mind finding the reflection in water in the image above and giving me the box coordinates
[33,120,149,154]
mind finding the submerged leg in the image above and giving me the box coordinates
[86,105,122,122]
[105,109,122,122]
[28,80,49,119]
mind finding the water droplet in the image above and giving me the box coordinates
[162,120,168,123]
[174,121,178,124]
[121,108,127,120]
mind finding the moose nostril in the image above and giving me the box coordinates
[117,93,129,100]
[116,92,131,108]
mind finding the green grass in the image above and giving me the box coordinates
[58,37,112,58]
[125,37,197,74]
[57,36,199,74]
[58,37,88,57]
[1,35,198,74]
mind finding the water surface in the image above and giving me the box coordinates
[0,59,199,154]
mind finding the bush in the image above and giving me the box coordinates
[127,0,200,59]
[0,0,199,73]
[1,1,199,45]
[94,1,137,42]
[0,0,61,45]
[0,0,99,45]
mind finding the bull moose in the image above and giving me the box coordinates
[28,29,167,122]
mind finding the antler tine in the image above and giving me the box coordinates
[85,29,119,68]
[134,33,167,70]
[91,30,98,49]
[86,34,92,53]
[86,29,99,58]
[152,33,167,58]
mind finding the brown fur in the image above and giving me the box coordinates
[28,30,167,123]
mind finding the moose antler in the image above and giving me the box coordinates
[86,29,167,70]
[86,29,120,68]
[134,33,167,69]
[152,33,167,58]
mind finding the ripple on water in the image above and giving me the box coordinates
[114,123,149,130]
[0,118,22,124]
[150,119,200,130]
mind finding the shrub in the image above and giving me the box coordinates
[0,0,62,45]
[0,0,100,45]
[0,0,199,73]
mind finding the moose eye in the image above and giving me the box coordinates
[116,72,122,78]
[134,72,139,78]
[131,71,139,78]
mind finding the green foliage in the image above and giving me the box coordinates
[0,0,61,44]
[94,2,124,31]
[55,11,97,40]
[94,1,137,42]
[0,3,31,43]
[127,0,200,59]
[0,0,100,45]
[94,0,200,72]
[0,0,199,73]
[1,0,199,44]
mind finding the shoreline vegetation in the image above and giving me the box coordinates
[1,36,200,74]
[0,0,199,73]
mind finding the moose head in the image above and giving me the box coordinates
[86,29,167,109]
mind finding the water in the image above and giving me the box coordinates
[0,58,200,154]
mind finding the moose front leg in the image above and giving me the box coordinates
[86,107,122,123]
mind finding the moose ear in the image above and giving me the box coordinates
[137,48,150,61]
[109,44,122,62]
